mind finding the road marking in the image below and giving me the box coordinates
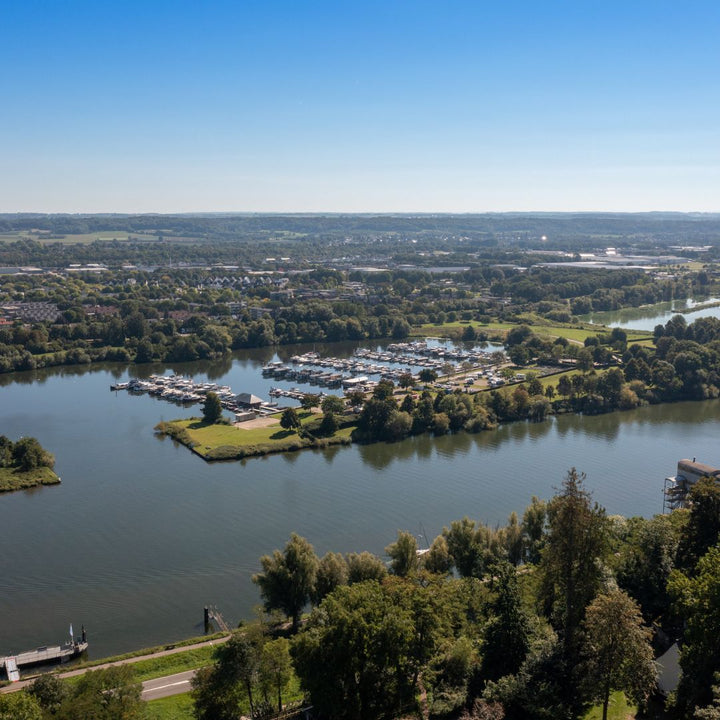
[148,680,190,691]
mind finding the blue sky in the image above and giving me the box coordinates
[2,1,719,212]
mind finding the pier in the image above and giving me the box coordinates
[2,629,88,681]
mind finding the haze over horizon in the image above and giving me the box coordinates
[3,1,719,214]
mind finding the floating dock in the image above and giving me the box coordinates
[2,629,88,681]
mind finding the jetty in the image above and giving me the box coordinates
[2,627,88,682]
[112,374,279,416]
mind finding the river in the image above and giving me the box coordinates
[1,346,719,660]
[581,296,720,331]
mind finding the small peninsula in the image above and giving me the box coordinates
[0,436,60,493]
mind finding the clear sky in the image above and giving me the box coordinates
[2,1,719,213]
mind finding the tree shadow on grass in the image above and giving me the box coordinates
[269,429,297,440]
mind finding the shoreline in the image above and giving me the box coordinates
[0,466,60,494]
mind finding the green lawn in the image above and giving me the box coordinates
[583,691,637,720]
[413,319,652,346]
[130,646,218,683]
[160,412,354,460]
[145,693,195,720]
[0,466,60,493]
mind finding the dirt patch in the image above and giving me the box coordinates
[233,416,280,430]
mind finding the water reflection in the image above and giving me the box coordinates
[581,296,720,331]
[1,345,720,660]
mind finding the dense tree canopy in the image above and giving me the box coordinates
[252,533,318,632]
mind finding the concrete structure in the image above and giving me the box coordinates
[664,459,720,510]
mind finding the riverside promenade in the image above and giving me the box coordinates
[0,633,230,695]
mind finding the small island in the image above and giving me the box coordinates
[0,436,60,493]
[155,392,354,461]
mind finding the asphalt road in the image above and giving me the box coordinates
[0,633,229,695]
[141,669,197,701]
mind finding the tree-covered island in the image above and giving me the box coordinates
[0,435,59,493]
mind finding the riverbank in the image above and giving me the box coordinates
[0,466,60,493]
[155,411,354,461]
[0,632,228,692]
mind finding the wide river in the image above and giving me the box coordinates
[1,340,719,660]
[581,296,720,331]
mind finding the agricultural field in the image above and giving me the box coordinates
[0,230,161,244]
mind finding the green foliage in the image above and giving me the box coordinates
[481,563,532,683]
[346,551,387,584]
[580,589,656,720]
[292,580,438,720]
[201,392,223,424]
[676,477,720,573]
[442,517,503,579]
[279,407,301,432]
[192,663,246,720]
[428,636,479,716]
[670,546,720,715]
[28,673,67,713]
[538,469,610,660]
[54,666,144,720]
[311,551,348,605]
[320,394,345,415]
[615,514,679,620]
[0,692,43,720]
[385,530,419,577]
[252,533,318,631]
[318,411,339,436]
[422,535,453,575]
[11,436,55,471]
[694,674,720,720]
[300,393,321,411]
[0,465,60,493]
[258,637,293,713]
[521,496,547,565]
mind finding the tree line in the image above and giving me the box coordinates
[182,469,720,720]
[0,435,54,471]
[4,469,720,719]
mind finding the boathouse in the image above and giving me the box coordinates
[235,393,264,410]
[664,459,720,510]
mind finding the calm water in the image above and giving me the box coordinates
[582,296,720,331]
[1,348,719,659]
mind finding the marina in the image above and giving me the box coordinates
[3,345,720,659]
[112,339,508,412]
[261,340,506,394]
[113,374,281,416]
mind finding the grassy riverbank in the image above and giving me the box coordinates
[156,411,354,461]
[0,466,60,493]
[412,318,653,345]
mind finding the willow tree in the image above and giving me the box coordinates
[252,533,318,632]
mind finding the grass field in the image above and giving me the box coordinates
[0,465,60,493]
[130,647,218,683]
[161,412,354,461]
[0,230,161,244]
[583,691,637,719]
[413,319,652,346]
[145,693,195,720]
